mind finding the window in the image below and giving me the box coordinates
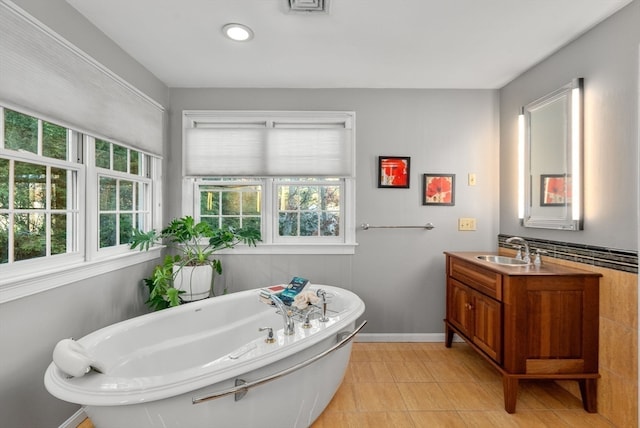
[1,106,160,293]
[198,180,261,231]
[1,108,80,264]
[275,178,342,241]
[182,110,356,254]
[93,139,151,250]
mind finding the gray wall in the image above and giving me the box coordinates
[168,88,500,334]
[0,261,157,427]
[499,1,640,250]
[2,1,169,427]
[11,0,169,107]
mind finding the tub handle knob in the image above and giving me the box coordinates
[302,310,316,329]
[259,327,276,343]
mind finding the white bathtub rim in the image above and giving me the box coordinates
[45,285,364,406]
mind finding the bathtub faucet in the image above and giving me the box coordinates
[269,294,295,335]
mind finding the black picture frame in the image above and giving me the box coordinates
[378,156,411,188]
[422,173,455,206]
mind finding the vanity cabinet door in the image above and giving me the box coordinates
[447,278,502,364]
[471,291,502,363]
[447,278,474,338]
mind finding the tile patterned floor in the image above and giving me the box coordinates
[79,341,617,427]
[310,342,616,427]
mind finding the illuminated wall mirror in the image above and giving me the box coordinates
[518,78,583,230]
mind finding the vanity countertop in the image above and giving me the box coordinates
[444,251,602,277]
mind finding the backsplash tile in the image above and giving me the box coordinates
[498,234,638,274]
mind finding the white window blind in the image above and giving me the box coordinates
[183,111,355,177]
[0,2,164,155]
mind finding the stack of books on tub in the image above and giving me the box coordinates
[259,284,285,305]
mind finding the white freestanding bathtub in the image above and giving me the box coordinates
[45,285,365,428]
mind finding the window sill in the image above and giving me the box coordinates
[0,247,163,304]
[221,243,358,255]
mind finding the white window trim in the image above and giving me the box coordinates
[0,246,162,304]
[85,136,159,261]
[182,177,357,255]
[271,178,344,245]
[0,120,164,303]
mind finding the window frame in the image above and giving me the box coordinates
[185,176,356,255]
[0,106,162,303]
[0,148,86,276]
[181,110,357,255]
[85,136,155,260]
[272,178,345,244]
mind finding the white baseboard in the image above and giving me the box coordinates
[355,333,463,343]
[59,407,86,428]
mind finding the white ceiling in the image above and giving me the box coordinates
[65,0,631,89]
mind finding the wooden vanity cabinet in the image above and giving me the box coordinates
[444,252,601,414]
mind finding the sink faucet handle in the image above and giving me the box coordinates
[531,248,547,266]
[258,327,275,343]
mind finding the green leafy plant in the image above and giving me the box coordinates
[131,216,260,310]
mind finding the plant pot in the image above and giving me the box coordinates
[173,264,213,302]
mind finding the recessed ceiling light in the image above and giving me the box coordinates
[222,23,254,42]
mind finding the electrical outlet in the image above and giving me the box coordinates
[458,217,477,231]
[468,173,477,186]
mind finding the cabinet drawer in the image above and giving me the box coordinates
[449,256,502,300]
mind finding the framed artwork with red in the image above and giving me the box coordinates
[423,173,455,205]
[541,174,571,206]
[378,156,410,188]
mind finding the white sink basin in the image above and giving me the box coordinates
[476,255,530,266]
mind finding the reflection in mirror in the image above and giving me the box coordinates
[518,78,583,230]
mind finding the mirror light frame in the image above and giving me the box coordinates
[518,78,583,230]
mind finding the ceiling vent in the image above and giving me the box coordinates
[287,0,329,14]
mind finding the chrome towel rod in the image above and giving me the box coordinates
[361,223,435,230]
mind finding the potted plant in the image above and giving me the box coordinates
[130,216,260,310]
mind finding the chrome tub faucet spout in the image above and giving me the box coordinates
[270,294,295,335]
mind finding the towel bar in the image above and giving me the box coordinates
[361,223,435,230]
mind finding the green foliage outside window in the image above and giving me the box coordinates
[1,109,72,263]
[4,109,37,153]
[98,177,145,249]
[277,185,340,237]
[199,185,261,232]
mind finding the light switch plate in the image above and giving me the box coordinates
[458,218,477,231]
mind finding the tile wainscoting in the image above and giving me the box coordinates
[497,235,638,274]
[499,235,638,428]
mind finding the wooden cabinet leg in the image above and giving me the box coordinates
[445,324,454,348]
[578,379,598,413]
[502,375,519,413]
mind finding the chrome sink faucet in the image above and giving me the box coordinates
[270,294,295,335]
[505,236,531,263]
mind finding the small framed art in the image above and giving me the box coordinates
[423,173,455,205]
[378,156,410,188]
[540,174,571,206]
